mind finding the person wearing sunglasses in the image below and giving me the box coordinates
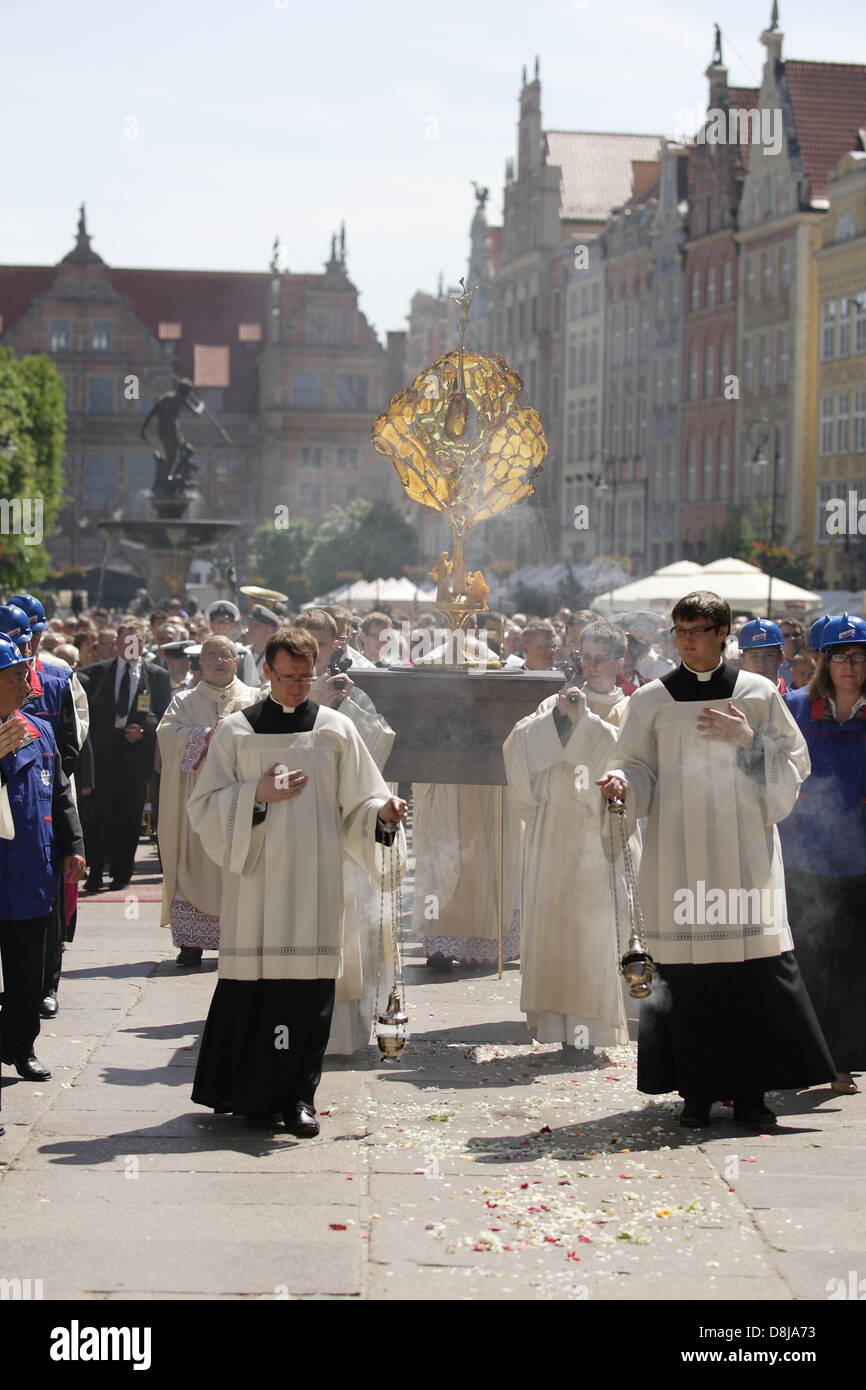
[781,615,866,1094]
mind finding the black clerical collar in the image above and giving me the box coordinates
[660,659,737,702]
[682,657,725,683]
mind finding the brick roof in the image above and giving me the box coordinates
[783,61,866,200]
[545,131,664,222]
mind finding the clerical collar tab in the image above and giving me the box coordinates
[683,658,724,682]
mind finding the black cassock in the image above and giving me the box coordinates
[635,662,835,1101]
[192,696,391,1120]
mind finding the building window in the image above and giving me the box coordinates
[238,323,262,342]
[567,339,577,388]
[721,338,732,383]
[654,358,664,406]
[822,300,836,361]
[702,438,713,499]
[743,339,754,392]
[854,291,866,353]
[837,210,856,242]
[777,330,789,385]
[336,446,358,471]
[704,344,716,398]
[718,436,730,498]
[87,377,114,414]
[837,392,850,453]
[687,440,697,500]
[50,321,69,352]
[745,255,756,300]
[690,271,701,311]
[578,338,588,385]
[310,311,327,345]
[689,349,699,401]
[85,456,117,508]
[853,390,866,452]
[337,374,369,410]
[577,402,587,460]
[300,446,323,468]
[589,334,599,383]
[666,443,676,503]
[298,482,322,508]
[91,321,111,352]
[820,394,834,455]
[194,345,230,388]
[591,282,600,313]
[707,266,717,307]
[655,283,665,323]
[552,291,561,334]
[625,306,635,363]
[158,322,182,340]
[624,400,634,455]
[779,245,790,288]
[722,261,733,302]
[612,310,622,366]
[638,398,646,453]
[816,483,833,545]
[838,298,851,358]
[336,483,357,505]
[531,297,538,332]
[338,312,352,344]
[761,251,774,299]
[589,400,598,458]
[669,352,678,403]
[651,443,662,503]
[567,404,577,463]
[293,371,324,409]
[518,302,525,337]
[759,334,771,390]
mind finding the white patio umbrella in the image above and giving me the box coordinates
[593,560,705,612]
[698,558,822,612]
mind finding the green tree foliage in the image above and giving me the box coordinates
[246,515,316,609]
[0,349,67,587]
[703,504,813,587]
[304,500,419,597]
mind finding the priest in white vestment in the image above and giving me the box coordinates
[598,591,835,1130]
[505,622,633,1057]
[187,627,407,1136]
[295,610,397,1055]
[156,637,259,966]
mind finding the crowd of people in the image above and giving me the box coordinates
[0,583,862,1140]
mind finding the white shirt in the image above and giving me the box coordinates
[114,657,142,728]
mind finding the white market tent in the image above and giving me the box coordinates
[594,557,822,614]
[308,576,437,607]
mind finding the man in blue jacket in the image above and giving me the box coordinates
[0,636,85,1087]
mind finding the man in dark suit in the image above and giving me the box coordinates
[78,617,171,893]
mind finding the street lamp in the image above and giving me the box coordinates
[575,449,616,557]
[746,417,778,618]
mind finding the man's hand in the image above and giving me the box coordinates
[0,714,29,758]
[317,673,354,708]
[377,796,408,825]
[596,772,628,802]
[63,854,87,884]
[557,684,585,724]
[696,701,755,748]
[255,765,307,803]
[124,723,144,743]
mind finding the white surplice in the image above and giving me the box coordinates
[610,669,810,966]
[186,703,405,982]
[505,688,632,1046]
[317,685,397,1055]
[156,676,260,930]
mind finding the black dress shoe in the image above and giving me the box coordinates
[679,1098,712,1127]
[426,953,452,972]
[83,876,103,894]
[284,1102,320,1138]
[176,947,203,968]
[15,1055,52,1081]
[40,992,59,1019]
[109,878,130,893]
[733,1093,777,1127]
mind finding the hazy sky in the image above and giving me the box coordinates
[4,0,864,337]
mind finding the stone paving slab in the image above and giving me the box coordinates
[1,881,863,1302]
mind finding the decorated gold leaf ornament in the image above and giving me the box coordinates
[371,350,547,535]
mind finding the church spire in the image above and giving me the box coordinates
[761,0,783,65]
[712,22,722,66]
[62,201,103,265]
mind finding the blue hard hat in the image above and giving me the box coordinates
[738,618,784,650]
[0,604,32,648]
[820,613,866,649]
[808,614,831,651]
[0,634,27,670]
[9,592,47,631]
